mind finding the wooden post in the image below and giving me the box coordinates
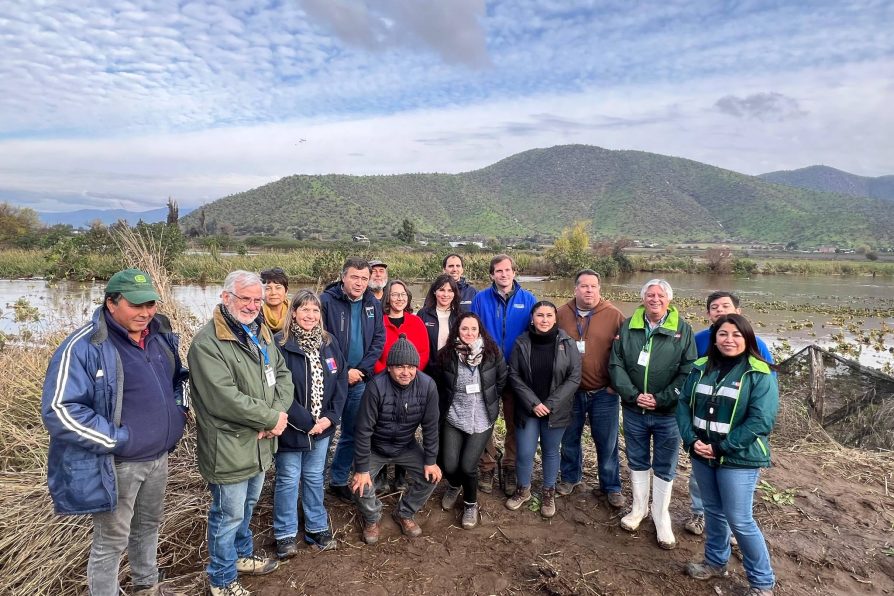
[807,345,825,422]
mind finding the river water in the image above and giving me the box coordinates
[2,273,893,369]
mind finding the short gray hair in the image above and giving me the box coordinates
[223,270,264,296]
[640,278,673,301]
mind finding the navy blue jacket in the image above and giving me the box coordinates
[41,308,187,515]
[275,334,348,451]
[457,277,477,312]
[320,281,385,380]
[471,281,537,362]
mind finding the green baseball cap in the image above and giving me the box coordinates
[105,268,162,304]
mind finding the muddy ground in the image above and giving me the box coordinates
[196,444,894,596]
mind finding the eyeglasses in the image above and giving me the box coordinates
[227,291,263,306]
[389,293,408,299]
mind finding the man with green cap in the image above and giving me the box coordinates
[42,268,189,596]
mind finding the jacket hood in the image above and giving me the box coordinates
[694,354,772,375]
[628,305,681,331]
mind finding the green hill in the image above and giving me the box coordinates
[759,165,894,202]
[180,145,894,245]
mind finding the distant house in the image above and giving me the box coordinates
[449,240,485,249]
[817,246,836,254]
[352,235,370,244]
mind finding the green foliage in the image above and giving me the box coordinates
[732,258,758,275]
[757,480,798,506]
[395,218,417,244]
[546,221,590,276]
[0,203,41,247]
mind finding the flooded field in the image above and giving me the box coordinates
[2,272,892,370]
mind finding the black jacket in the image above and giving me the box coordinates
[457,277,477,312]
[509,329,582,428]
[319,281,385,379]
[417,306,457,375]
[438,350,508,423]
[354,371,440,472]
[276,335,348,451]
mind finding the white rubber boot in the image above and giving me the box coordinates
[620,470,651,531]
[651,475,677,549]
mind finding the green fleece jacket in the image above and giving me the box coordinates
[676,355,779,468]
[188,308,294,484]
[608,305,696,416]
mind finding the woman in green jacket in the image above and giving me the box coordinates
[609,279,696,549]
[677,313,778,596]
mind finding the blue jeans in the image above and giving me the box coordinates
[515,415,566,489]
[329,382,364,486]
[88,453,168,596]
[559,389,621,493]
[273,435,331,539]
[692,459,775,590]
[621,409,680,481]
[689,472,705,515]
[206,472,265,588]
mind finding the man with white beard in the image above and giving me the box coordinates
[368,259,389,302]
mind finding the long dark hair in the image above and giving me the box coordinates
[422,274,460,314]
[438,311,501,366]
[706,313,774,371]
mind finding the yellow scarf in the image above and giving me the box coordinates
[262,301,289,333]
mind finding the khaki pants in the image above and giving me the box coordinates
[479,386,516,472]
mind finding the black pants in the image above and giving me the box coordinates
[441,422,494,504]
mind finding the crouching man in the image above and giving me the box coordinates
[351,334,441,544]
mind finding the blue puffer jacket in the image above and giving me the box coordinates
[471,281,537,362]
[320,281,385,379]
[41,307,187,515]
[276,333,348,451]
[456,277,478,312]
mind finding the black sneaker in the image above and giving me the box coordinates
[276,536,298,559]
[327,484,354,504]
[304,529,337,551]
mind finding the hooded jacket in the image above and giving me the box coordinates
[509,328,582,428]
[556,298,625,391]
[320,281,385,380]
[275,333,348,451]
[188,308,294,484]
[41,307,188,515]
[677,355,778,468]
[609,305,697,416]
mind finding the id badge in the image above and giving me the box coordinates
[576,340,586,354]
[637,350,650,367]
[265,366,276,387]
[465,383,481,393]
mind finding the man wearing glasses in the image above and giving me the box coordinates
[188,270,294,596]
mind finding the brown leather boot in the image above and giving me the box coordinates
[540,486,556,518]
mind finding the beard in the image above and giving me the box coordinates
[368,280,387,291]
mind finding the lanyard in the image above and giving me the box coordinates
[241,324,270,366]
[576,309,594,340]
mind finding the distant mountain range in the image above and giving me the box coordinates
[39,206,193,228]
[759,165,894,202]
[177,145,893,245]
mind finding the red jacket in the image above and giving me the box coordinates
[374,313,431,374]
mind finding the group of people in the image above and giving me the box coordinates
[40,254,779,596]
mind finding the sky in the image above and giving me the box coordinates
[0,0,891,212]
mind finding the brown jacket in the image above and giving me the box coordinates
[556,298,625,391]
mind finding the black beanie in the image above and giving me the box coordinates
[387,333,420,367]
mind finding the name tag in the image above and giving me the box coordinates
[513,304,525,309]
[637,350,650,367]
[365,306,375,318]
[466,383,481,393]
[265,366,276,387]
[576,340,586,354]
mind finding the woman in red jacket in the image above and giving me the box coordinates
[374,280,430,373]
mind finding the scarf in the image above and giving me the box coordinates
[262,301,289,333]
[291,321,325,419]
[220,304,261,362]
[455,336,484,367]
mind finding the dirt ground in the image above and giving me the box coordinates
[191,445,894,596]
